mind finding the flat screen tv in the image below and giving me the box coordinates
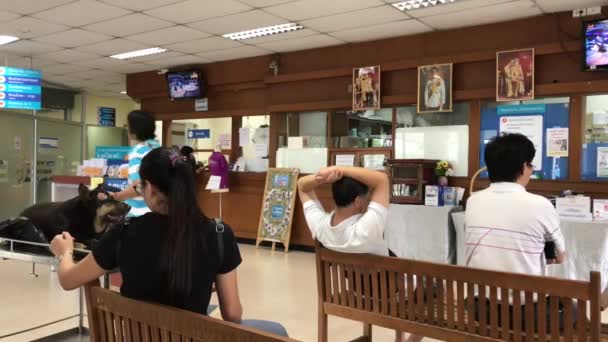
[166,70,205,99]
[584,19,608,71]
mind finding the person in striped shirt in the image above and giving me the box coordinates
[101,110,160,217]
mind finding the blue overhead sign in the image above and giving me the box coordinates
[98,107,116,127]
[0,67,42,110]
[497,104,546,115]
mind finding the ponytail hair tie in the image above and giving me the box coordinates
[169,152,186,167]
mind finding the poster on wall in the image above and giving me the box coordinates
[256,168,299,253]
[352,66,380,111]
[499,115,543,170]
[497,48,534,102]
[417,63,453,113]
[598,147,608,178]
[546,128,569,157]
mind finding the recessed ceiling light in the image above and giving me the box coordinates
[120,91,126,94]
[0,35,19,46]
[223,23,304,41]
[391,0,455,11]
[110,47,167,60]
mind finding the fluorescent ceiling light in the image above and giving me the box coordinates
[110,47,167,60]
[223,23,304,41]
[120,91,126,94]
[0,35,19,46]
[391,0,455,11]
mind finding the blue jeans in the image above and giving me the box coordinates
[241,319,288,336]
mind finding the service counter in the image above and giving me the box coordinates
[195,171,333,248]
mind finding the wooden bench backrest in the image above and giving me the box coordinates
[84,281,298,342]
[315,242,602,342]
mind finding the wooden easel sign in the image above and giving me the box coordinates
[255,168,299,252]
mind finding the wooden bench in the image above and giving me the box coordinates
[315,242,605,341]
[84,280,299,342]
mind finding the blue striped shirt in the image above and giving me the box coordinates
[125,139,161,217]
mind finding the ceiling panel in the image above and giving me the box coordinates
[302,6,407,33]
[32,0,132,27]
[0,10,21,22]
[535,0,607,13]
[400,0,512,18]
[77,69,125,82]
[420,0,541,30]
[72,56,132,69]
[244,28,318,45]
[130,51,184,62]
[257,34,343,52]
[144,0,252,24]
[38,49,101,62]
[237,0,295,7]
[126,26,212,46]
[31,58,59,68]
[0,52,34,68]
[164,37,244,54]
[41,63,92,75]
[76,38,151,56]
[264,0,385,21]
[0,0,76,15]
[188,10,288,36]
[331,19,431,42]
[0,40,63,55]
[33,29,112,48]
[142,54,212,67]
[83,13,174,37]
[99,0,187,11]
[197,45,271,61]
[0,17,70,39]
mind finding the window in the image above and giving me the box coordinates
[583,94,608,181]
[276,111,328,173]
[395,103,469,176]
[331,109,392,148]
[479,97,569,180]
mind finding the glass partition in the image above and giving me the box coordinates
[0,110,34,218]
[173,118,232,165]
[395,103,469,176]
[331,109,392,148]
[238,115,269,172]
[583,94,608,181]
[276,111,328,173]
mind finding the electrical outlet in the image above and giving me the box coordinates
[587,6,601,16]
[573,8,587,17]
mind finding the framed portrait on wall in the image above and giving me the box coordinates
[353,66,380,111]
[417,63,453,113]
[496,48,534,102]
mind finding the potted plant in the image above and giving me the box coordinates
[435,160,454,187]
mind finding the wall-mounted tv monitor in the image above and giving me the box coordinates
[166,70,204,99]
[584,19,608,71]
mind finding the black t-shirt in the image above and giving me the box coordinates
[92,212,241,315]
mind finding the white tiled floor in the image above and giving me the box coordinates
[1,244,606,341]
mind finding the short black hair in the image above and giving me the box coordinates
[180,145,194,156]
[332,176,369,208]
[484,133,535,183]
[127,110,156,141]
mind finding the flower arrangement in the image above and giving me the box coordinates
[435,160,454,177]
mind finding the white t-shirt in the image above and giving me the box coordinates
[303,200,389,256]
[465,182,566,277]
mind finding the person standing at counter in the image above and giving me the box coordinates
[101,110,161,217]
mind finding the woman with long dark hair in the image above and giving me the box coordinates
[50,148,287,335]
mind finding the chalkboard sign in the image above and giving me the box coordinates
[255,168,299,252]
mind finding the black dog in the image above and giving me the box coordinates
[1,184,129,250]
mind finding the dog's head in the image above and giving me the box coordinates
[77,184,130,235]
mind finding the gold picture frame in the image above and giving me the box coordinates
[417,63,453,113]
[352,66,381,111]
[496,48,535,102]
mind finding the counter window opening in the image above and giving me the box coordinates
[276,111,328,174]
[478,97,570,181]
[583,94,608,181]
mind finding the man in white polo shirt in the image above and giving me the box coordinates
[466,133,568,331]
[465,133,566,274]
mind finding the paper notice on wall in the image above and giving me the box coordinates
[335,154,355,167]
[13,136,21,151]
[546,127,569,157]
[593,199,608,220]
[39,137,59,149]
[206,175,221,190]
[218,133,231,149]
[363,154,385,170]
[0,160,8,183]
[239,128,250,147]
[499,115,543,170]
[598,147,608,178]
[254,143,268,158]
[287,137,304,149]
